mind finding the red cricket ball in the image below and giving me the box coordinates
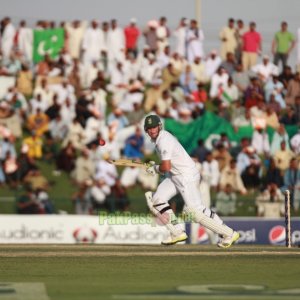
[99,139,106,146]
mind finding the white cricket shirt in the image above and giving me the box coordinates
[154,130,198,175]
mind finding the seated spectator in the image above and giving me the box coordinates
[191,139,209,163]
[220,52,237,76]
[212,143,232,172]
[285,72,300,106]
[23,131,43,159]
[290,129,300,155]
[201,151,220,192]
[26,108,50,137]
[280,105,298,125]
[179,64,197,95]
[3,150,18,188]
[278,65,294,89]
[238,146,261,190]
[244,77,264,109]
[205,49,222,79]
[232,63,250,99]
[55,141,76,173]
[36,188,55,214]
[90,179,111,210]
[251,125,270,156]
[23,168,49,192]
[266,93,281,115]
[219,159,247,194]
[17,186,42,214]
[71,183,93,215]
[191,82,208,104]
[221,77,239,105]
[144,79,162,113]
[123,127,144,159]
[209,66,229,100]
[264,106,280,129]
[263,158,283,189]
[215,184,237,216]
[282,158,300,211]
[264,75,285,108]
[71,148,94,185]
[274,141,295,173]
[156,89,173,117]
[191,56,208,83]
[251,55,279,83]
[255,183,284,217]
[270,124,291,155]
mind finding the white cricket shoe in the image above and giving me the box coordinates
[161,232,188,246]
[217,231,240,249]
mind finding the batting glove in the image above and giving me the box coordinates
[146,163,160,176]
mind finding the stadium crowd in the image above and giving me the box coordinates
[0,16,299,216]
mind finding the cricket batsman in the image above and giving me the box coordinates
[144,114,240,248]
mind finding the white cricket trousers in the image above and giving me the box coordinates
[152,171,205,211]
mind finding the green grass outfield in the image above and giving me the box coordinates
[0,245,299,300]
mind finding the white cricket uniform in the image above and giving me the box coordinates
[153,130,205,211]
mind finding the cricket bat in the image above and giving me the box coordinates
[108,159,152,169]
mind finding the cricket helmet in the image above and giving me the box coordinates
[144,114,162,131]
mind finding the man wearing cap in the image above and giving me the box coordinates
[251,55,279,83]
[124,18,140,58]
[143,114,240,248]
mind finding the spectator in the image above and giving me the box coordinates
[242,22,262,71]
[123,126,144,159]
[255,183,284,217]
[272,21,295,69]
[17,186,42,214]
[186,19,205,62]
[283,158,300,211]
[219,159,247,194]
[124,18,140,57]
[274,141,295,173]
[219,18,237,61]
[216,184,237,216]
[264,158,283,188]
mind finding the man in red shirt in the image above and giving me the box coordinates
[124,18,140,58]
[242,22,262,71]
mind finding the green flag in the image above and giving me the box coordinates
[33,28,65,63]
[164,112,298,154]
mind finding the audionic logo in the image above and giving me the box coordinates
[269,225,286,245]
[0,225,64,240]
[73,227,98,243]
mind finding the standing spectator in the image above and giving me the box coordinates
[144,20,159,53]
[16,20,33,63]
[272,21,295,70]
[81,20,104,66]
[174,18,188,58]
[242,22,262,71]
[219,18,237,61]
[124,18,140,58]
[65,20,86,60]
[107,19,125,63]
[1,17,16,61]
[186,19,205,62]
[156,17,170,54]
[235,19,247,63]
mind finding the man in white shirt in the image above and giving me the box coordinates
[65,20,86,59]
[144,114,239,248]
[107,19,125,63]
[82,20,104,65]
[173,18,188,58]
[1,17,16,61]
[17,20,33,63]
[205,50,222,79]
[186,19,205,62]
[251,55,279,83]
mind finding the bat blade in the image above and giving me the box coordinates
[108,159,149,169]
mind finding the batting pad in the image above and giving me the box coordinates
[187,207,234,237]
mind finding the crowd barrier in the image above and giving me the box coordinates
[0,215,299,245]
